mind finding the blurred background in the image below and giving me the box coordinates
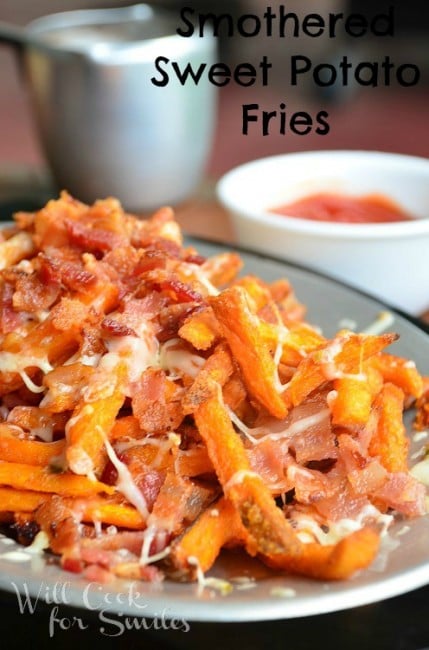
[0,0,427,208]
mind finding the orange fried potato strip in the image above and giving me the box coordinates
[0,489,145,530]
[210,286,288,418]
[178,306,220,351]
[182,343,234,413]
[0,231,35,270]
[286,332,398,407]
[370,353,423,399]
[66,363,127,477]
[261,526,380,580]
[331,364,384,427]
[368,383,408,473]
[0,424,65,466]
[0,486,47,512]
[193,388,301,557]
[0,461,113,496]
[169,497,247,576]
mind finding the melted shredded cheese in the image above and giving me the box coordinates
[363,310,395,335]
[269,308,291,394]
[19,370,45,394]
[293,504,393,546]
[223,470,261,494]
[188,264,220,297]
[413,431,428,443]
[0,352,53,377]
[317,334,366,382]
[226,406,262,444]
[140,524,171,565]
[159,338,205,379]
[187,556,233,596]
[104,439,149,520]
[410,457,429,486]
[261,409,331,445]
[270,586,296,598]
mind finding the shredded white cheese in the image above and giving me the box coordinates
[363,310,395,335]
[159,338,205,379]
[223,470,261,494]
[104,439,149,520]
[410,457,429,486]
[187,556,233,596]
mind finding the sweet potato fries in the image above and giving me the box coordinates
[0,192,426,586]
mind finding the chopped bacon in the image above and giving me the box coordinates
[0,282,25,333]
[131,369,184,434]
[35,496,81,554]
[106,448,166,511]
[135,470,166,511]
[65,219,128,254]
[184,253,206,266]
[147,238,182,259]
[12,270,60,313]
[82,564,113,583]
[62,556,84,574]
[159,279,204,304]
[313,480,370,521]
[134,250,167,274]
[157,302,201,342]
[248,438,289,490]
[39,253,97,294]
[373,472,427,517]
[101,317,137,338]
[112,296,162,333]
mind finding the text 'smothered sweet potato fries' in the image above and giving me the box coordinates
[0,192,427,585]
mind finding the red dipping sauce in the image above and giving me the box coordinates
[271,193,414,224]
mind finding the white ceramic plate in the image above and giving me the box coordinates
[0,238,428,622]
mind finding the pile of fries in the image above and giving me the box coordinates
[0,192,427,585]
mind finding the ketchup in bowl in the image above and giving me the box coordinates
[271,193,414,224]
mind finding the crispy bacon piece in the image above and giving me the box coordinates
[131,368,184,434]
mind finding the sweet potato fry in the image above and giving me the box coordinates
[169,497,247,577]
[199,252,243,287]
[210,286,288,418]
[259,321,326,367]
[178,306,219,350]
[0,486,48,512]
[261,526,380,580]
[42,363,96,413]
[110,415,142,441]
[0,194,423,587]
[0,425,66,466]
[0,231,35,270]
[414,377,429,430]
[0,461,114,496]
[287,332,398,407]
[231,275,272,311]
[371,353,424,399]
[182,343,234,413]
[194,390,301,557]
[81,498,145,530]
[0,488,144,529]
[66,363,127,476]
[0,291,116,395]
[175,446,214,477]
[330,376,373,427]
[368,383,408,473]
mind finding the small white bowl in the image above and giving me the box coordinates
[217,150,429,315]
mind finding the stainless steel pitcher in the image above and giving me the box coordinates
[0,4,217,211]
